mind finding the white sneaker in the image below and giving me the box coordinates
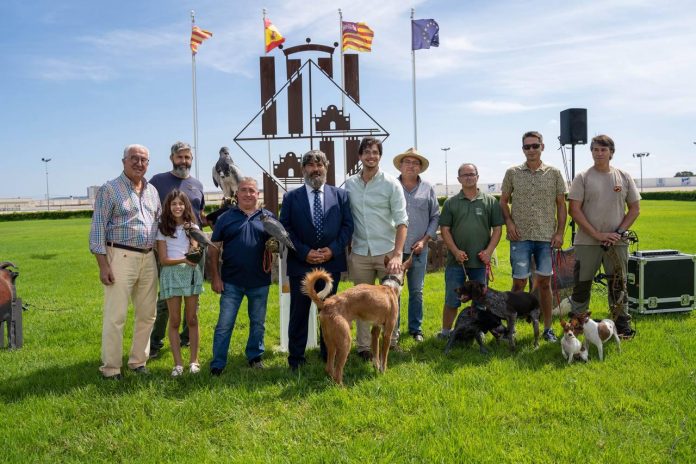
[189,362,200,374]
[171,365,184,377]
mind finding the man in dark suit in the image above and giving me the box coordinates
[279,150,354,371]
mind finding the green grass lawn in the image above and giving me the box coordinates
[1,200,695,463]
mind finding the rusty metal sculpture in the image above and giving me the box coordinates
[234,38,389,214]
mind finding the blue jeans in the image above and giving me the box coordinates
[510,240,553,279]
[444,265,487,309]
[400,249,428,335]
[211,282,269,369]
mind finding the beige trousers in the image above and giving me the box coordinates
[349,252,398,352]
[100,247,158,376]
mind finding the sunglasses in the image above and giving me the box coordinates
[522,143,541,150]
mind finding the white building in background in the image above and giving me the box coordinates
[87,186,99,201]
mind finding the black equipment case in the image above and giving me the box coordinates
[627,250,695,314]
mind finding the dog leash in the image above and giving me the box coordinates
[551,249,562,307]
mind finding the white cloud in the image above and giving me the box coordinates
[466,100,557,115]
[35,59,113,81]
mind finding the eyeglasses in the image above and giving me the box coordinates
[458,173,478,178]
[522,143,541,150]
[128,156,150,165]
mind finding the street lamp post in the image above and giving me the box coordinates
[440,147,451,197]
[632,152,650,193]
[41,157,52,211]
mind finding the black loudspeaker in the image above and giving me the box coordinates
[560,108,587,145]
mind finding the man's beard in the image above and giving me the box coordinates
[304,172,325,190]
[172,164,191,178]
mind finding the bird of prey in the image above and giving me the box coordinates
[183,223,219,250]
[212,146,243,205]
[260,213,296,252]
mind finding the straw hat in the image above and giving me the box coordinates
[393,147,429,172]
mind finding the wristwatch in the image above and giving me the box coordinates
[615,228,627,237]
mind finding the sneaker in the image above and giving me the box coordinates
[210,367,224,377]
[129,366,150,375]
[357,350,373,362]
[249,359,265,369]
[542,328,558,343]
[171,365,184,378]
[435,331,450,340]
[412,333,424,343]
[180,340,190,348]
[102,373,122,381]
[148,348,160,360]
[189,362,200,374]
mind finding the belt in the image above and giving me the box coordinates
[107,242,152,254]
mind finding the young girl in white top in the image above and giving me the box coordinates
[157,190,203,377]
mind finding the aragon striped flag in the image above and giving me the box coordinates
[342,21,374,52]
[190,26,213,54]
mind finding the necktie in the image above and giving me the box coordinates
[312,189,323,241]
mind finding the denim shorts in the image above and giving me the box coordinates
[444,265,487,309]
[509,240,553,279]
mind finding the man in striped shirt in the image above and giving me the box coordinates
[89,144,161,380]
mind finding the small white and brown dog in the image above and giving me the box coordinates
[571,311,621,361]
[559,320,587,364]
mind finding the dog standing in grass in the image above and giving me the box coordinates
[570,311,621,361]
[302,256,411,385]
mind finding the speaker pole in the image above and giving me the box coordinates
[571,143,576,243]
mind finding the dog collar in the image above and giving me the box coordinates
[381,275,403,287]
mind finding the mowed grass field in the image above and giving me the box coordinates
[0,200,694,463]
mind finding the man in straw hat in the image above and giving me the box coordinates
[393,148,440,342]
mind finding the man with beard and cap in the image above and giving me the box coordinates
[148,141,207,359]
[279,150,354,370]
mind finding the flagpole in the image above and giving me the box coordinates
[411,8,418,149]
[339,9,347,182]
[263,8,272,180]
[191,10,200,179]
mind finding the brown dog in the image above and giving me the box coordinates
[302,256,411,385]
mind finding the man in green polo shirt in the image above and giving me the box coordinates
[436,163,504,339]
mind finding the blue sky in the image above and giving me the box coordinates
[3,0,696,199]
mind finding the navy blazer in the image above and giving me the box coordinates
[279,184,354,277]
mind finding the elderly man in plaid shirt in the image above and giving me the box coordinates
[89,144,161,380]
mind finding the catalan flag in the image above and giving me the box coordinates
[264,18,285,53]
[342,21,374,52]
[190,26,213,54]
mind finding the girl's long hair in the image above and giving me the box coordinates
[159,189,196,237]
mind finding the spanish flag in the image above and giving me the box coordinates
[190,26,213,54]
[342,21,374,52]
[264,18,285,53]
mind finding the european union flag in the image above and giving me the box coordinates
[412,19,439,50]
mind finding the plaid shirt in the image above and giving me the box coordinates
[89,172,161,254]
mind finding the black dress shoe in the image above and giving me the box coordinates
[357,351,372,362]
[210,367,224,377]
